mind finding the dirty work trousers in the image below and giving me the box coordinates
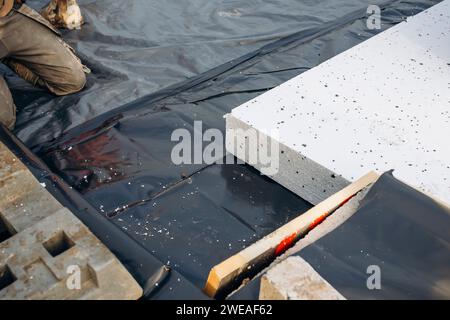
[0,5,86,130]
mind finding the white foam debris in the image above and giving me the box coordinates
[226,0,450,205]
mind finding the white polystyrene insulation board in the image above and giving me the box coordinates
[228,1,450,205]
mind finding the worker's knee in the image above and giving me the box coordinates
[66,66,86,94]
[52,64,86,96]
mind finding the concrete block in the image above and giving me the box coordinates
[1,185,63,233]
[226,1,450,205]
[0,141,142,299]
[260,256,345,300]
[0,145,26,180]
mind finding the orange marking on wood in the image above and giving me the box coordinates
[308,213,327,230]
[339,194,354,207]
[274,233,297,256]
[274,194,358,259]
[308,194,356,231]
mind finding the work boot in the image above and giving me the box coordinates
[40,0,83,30]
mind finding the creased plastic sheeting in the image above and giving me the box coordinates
[1,0,442,299]
[7,0,436,150]
[298,171,450,300]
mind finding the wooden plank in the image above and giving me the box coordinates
[203,171,379,298]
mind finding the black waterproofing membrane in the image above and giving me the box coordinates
[0,0,444,299]
[230,172,450,300]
